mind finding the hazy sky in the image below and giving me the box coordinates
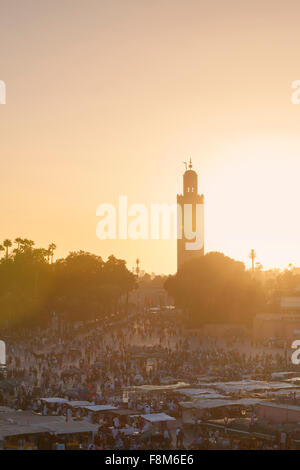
[1,0,300,274]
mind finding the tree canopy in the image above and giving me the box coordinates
[164,251,265,326]
[0,238,137,329]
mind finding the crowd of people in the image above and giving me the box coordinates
[0,311,295,449]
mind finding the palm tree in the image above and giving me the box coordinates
[48,243,57,264]
[3,239,12,259]
[22,239,35,249]
[0,245,4,258]
[14,237,23,250]
[248,249,256,273]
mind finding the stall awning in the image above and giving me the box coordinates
[139,413,176,423]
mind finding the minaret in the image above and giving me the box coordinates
[177,159,204,270]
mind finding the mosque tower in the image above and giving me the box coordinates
[177,159,204,270]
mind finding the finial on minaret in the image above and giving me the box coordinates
[189,157,192,169]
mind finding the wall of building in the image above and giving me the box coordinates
[256,404,300,423]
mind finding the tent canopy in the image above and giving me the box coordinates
[40,398,68,404]
[139,413,176,423]
[79,405,117,412]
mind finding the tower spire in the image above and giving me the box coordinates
[177,158,204,271]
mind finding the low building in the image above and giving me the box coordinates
[253,313,300,341]
[256,402,300,424]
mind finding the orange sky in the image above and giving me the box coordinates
[1,0,300,274]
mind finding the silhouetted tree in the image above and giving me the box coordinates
[164,252,265,326]
[3,239,12,259]
[48,243,56,264]
[52,251,137,322]
[14,237,23,250]
[0,240,137,330]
